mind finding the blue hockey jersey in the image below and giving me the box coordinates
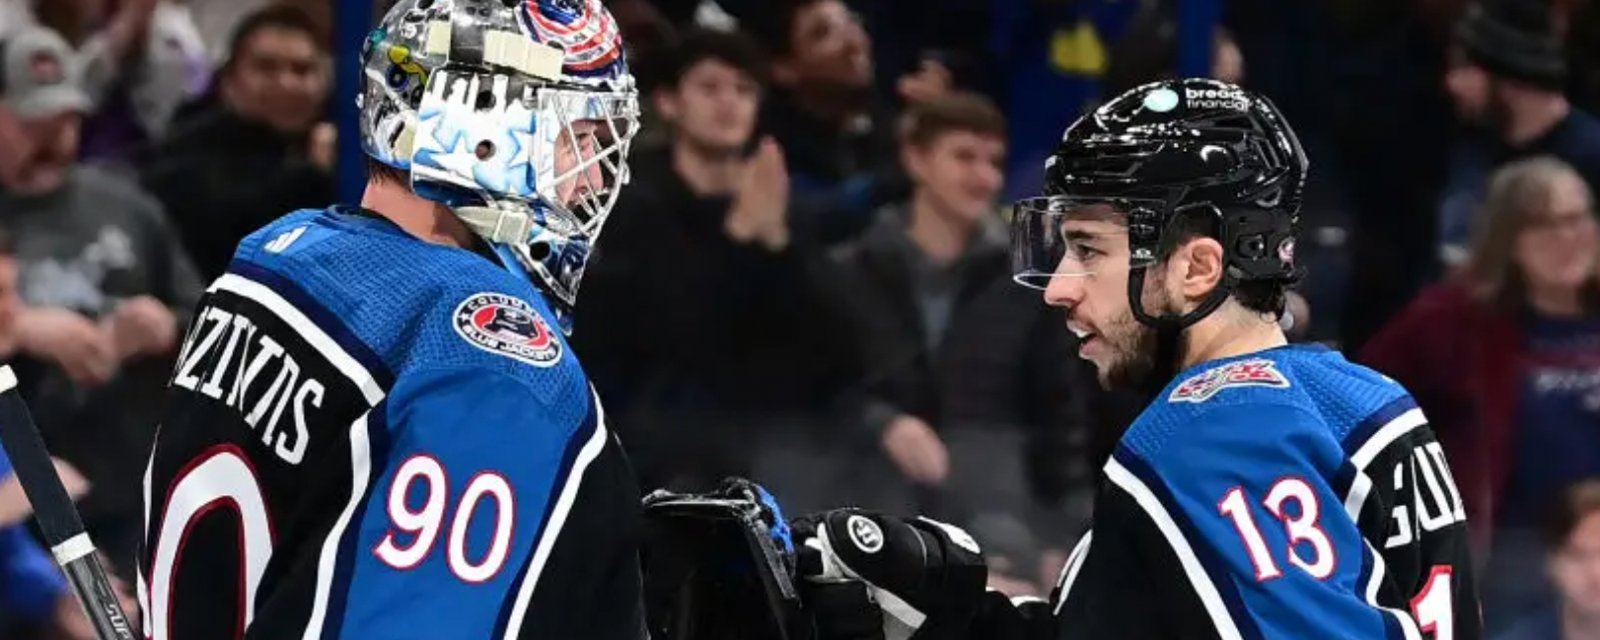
[1044,345,1480,639]
[137,207,643,639]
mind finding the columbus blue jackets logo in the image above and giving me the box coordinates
[453,292,563,367]
[1168,358,1289,403]
[519,0,625,78]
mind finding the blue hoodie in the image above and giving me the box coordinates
[0,449,67,624]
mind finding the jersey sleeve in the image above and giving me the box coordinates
[0,450,67,622]
[1096,401,1422,640]
[332,365,611,639]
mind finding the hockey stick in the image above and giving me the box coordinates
[0,365,135,640]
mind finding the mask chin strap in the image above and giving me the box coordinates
[454,201,585,335]
[455,202,537,244]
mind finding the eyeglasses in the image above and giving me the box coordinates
[1523,209,1598,235]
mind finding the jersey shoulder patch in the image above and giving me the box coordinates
[1168,358,1289,404]
[229,208,573,381]
[451,291,564,367]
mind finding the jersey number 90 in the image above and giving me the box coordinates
[148,450,518,638]
[374,454,516,583]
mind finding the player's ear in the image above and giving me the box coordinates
[1174,236,1226,303]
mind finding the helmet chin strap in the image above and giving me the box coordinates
[1126,266,1235,331]
[1126,265,1236,398]
[452,198,586,334]
[455,202,538,244]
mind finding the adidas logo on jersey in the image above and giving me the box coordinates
[1169,358,1289,403]
[265,226,308,254]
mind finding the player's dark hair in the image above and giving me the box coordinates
[742,0,827,58]
[897,91,1006,149]
[1159,208,1291,317]
[0,229,14,256]
[221,5,324,78]
[367,157,408,187]
[660,29,766,89]
[1544,479,1600,548]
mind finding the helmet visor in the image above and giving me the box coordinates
[1009,195,1160,289]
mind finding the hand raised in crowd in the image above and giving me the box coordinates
[881,413,950,486]
[897,58,953,105]
[309,122,338,173]
[102,295,178,361]
[16,307,117,388]
[725,137,791,251]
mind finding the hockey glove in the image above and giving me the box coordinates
[640,477,806,640]
[792,509,988,640]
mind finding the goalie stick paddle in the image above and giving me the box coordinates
[0,365,135,640]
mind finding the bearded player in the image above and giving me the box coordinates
[792,78,1483,639]
[136,0,646,637]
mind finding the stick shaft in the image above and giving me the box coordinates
[62,551,137,639]
[0,366,136,640]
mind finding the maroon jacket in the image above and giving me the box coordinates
[1358,281,1522,553]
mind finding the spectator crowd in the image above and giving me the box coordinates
[1,0,1600,638]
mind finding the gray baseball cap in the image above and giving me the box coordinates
[1,26,90,119]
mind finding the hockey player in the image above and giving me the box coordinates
[791,78,1483,639]
[136,0,645,638]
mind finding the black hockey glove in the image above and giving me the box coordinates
[791,509,988,640]
[640,477,808,640]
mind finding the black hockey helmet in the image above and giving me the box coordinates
[1011,78,1308,329]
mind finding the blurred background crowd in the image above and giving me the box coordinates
[2,0,1600,638]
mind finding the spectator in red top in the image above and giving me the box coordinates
[1361,155,1600,632]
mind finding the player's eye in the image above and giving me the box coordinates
[1070,240,1103,261]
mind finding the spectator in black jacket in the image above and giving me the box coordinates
[815,92,1096,588]
[0,24,201,578]
[572,29,847,494]
[141,5,333,281]
[743,0,930,245]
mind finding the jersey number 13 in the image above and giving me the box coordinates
[1218,477,1454,639]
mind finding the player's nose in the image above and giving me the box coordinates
[574,155,604,198]
[1042,274,1084,310]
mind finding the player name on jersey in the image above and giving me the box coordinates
[171,300,326,466]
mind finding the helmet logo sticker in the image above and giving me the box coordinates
[1277,238,1296,265]
[1143,88,1179,112]
[520,0,624,77]
[1185,86,1248,110]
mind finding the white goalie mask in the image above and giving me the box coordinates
[358,0,640,331]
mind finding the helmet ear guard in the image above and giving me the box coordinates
[1126,193,1301,330]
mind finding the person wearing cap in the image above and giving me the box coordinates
[0,24,201,584]
[1438,0,1600,268]
[0,26,93,195]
